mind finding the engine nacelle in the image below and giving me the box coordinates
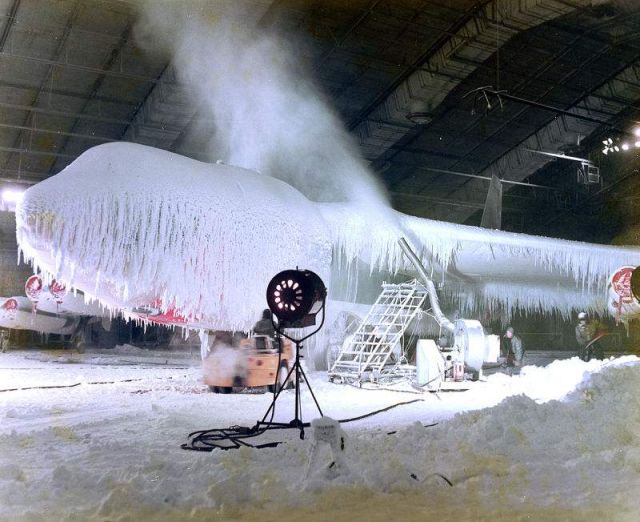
[453,319,486,371]
[607,266,640,322]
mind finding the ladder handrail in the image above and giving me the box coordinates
[357,283,419,373]
[330,279,429,379]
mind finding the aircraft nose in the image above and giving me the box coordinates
[15,180,62,264]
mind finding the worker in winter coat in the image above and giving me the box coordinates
[253,309,276,338]
[575,312,604,361]
[503,326,524,367]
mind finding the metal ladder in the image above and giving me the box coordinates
[329,279,428,383]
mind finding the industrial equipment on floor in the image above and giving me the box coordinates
[328,238,499,389]
[328,279,427,384]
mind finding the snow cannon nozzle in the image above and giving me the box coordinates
[266,268,326,333]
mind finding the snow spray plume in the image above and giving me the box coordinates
[134,2,392,211]
[134,1,403,316]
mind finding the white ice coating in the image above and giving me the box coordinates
[320,206,640,318]
[0,296,78,335]
[16,143,332,331]
[444,283,608,322]
[15,142,640,330]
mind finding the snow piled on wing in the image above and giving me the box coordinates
[444,281,608,321]
[402,214,640,288]
[319,205,640,317]
[15,143,332,331]
[317,203,403,272]
[320,206,640,286]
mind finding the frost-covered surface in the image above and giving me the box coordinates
[16,143,332,332]
[0,296,79,335]
[319,205,640,318]
[1,349,639,520]
[443,281,609,322]
[319,204,640,288]
[16,142,640,335]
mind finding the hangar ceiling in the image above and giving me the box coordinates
[1,0,640,243]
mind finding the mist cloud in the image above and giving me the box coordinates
[134,1,391,208]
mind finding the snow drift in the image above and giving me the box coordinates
[1,353,639,520]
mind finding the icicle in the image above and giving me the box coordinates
[16,143,333,332]
[15,142,640,330]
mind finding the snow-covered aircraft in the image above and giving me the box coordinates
[0,275,107,336]
[14,142,640,364]
[0,295,79,336]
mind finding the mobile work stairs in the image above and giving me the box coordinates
[328,279,428,385]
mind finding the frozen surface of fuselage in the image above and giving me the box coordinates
[16,142,640,332]
[16,143,332,331]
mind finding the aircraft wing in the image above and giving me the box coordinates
[15,142,640,331]
[0,276,109,336]
[319,205,640,320]
[0,296,80,335]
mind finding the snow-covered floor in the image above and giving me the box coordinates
[1,347,639,521]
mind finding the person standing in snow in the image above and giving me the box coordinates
[0,328,9,353]
[503,326,524,367]
[575,312,604,361]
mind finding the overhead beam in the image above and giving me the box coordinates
[51,21,134,174]
[0,78,139,107]
[0,50,163,84]
[0,0,20,51]
[348,0,493,131]
[0,122,115,142]
[390,190,525,213]
[4,0,83,174]
[0,145,75,158]
[389,164,560,190]
[0,168,43,184]
[439,57,640,225]
[0,100,183,128]
[473,87,634,136]
[350,0,590,167]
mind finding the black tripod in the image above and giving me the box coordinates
[255,310,325,440]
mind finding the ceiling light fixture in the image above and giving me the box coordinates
[405,112,432,125]
[0,187,26,212]
[1,188,24,203]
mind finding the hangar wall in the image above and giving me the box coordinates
[0,211,31,297]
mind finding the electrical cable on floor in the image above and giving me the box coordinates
[0,378,145,393]
[386,422,438,435]
[182,335,287,451]
[410,472,453,487]
[181,397,426,452]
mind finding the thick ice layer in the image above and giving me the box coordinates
[17,143,332,331]
[442,281,609,321]
[319,205,640,318]
[17,143,640,330]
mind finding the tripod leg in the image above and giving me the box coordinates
[259,362,297,424]
[299,364,324,417]
[292,359,306,439]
